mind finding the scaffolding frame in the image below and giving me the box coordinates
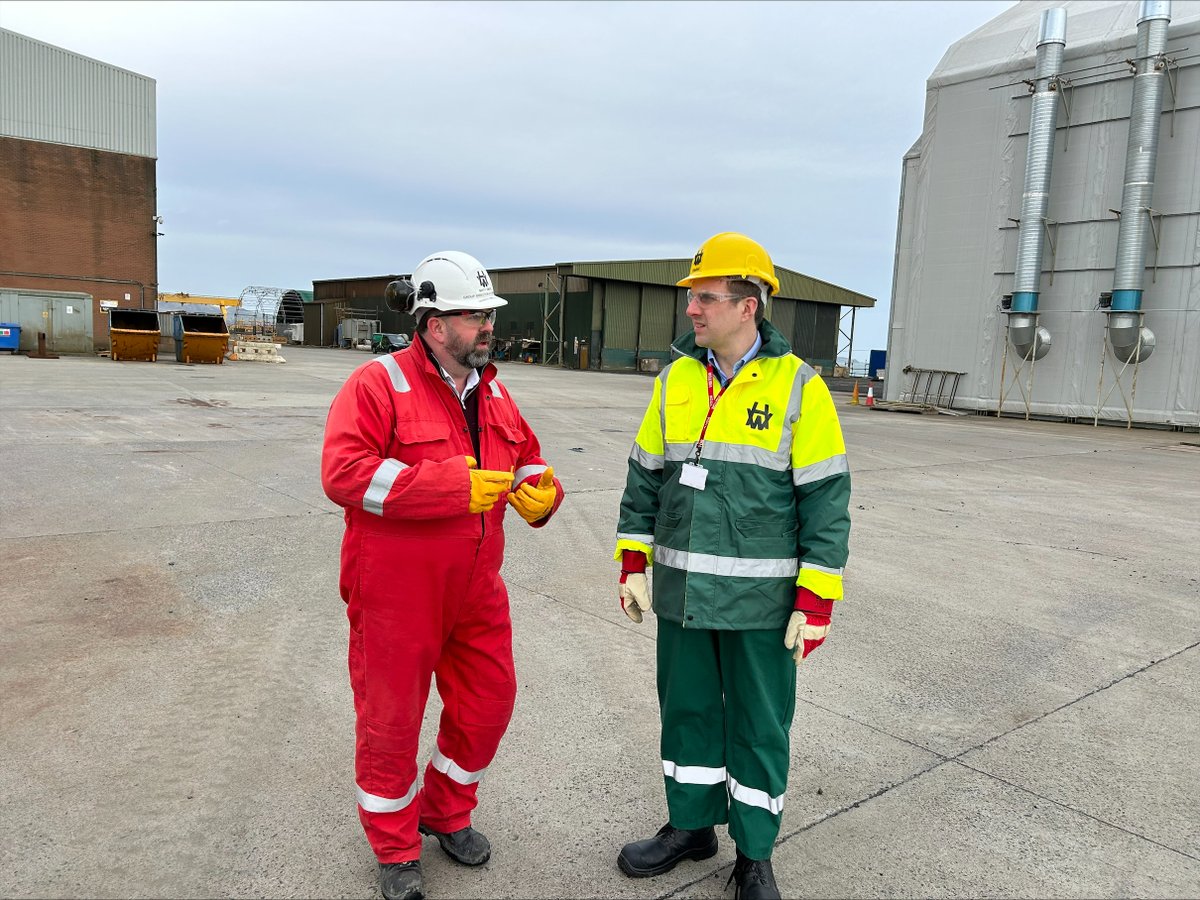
[1093,312,1147,430]
[837,306,857,375]
[996,316,1043,421]
[541,272,564,366]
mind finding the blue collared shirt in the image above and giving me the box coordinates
[707,333,762,388]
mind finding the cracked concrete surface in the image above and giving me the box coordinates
[1,346,1197,899]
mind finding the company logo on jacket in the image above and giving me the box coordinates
[746,401,773,431]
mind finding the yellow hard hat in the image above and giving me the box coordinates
[677,232,780,296]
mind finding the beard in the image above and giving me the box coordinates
[445,326,492,369]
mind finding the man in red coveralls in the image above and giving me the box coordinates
[321,250,564,900]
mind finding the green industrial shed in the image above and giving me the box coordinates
[489,259,875,374]
[307,259,874,373]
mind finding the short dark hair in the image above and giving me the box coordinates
[727,279,766,325]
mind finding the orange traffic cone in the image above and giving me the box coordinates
[851,380,860,405]
[865,386,875,407]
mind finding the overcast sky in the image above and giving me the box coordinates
[3,0,1015,357]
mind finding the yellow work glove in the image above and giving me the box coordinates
[465,456,514,514]
[618,572,652,624]
[507,467,557,524]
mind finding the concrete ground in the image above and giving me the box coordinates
[1,345,1197,900]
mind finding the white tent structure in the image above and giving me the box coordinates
[889,0,1200,428]
[233,286,307,336]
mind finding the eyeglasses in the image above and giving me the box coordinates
[431,309,497,326]
[686,289,747,307]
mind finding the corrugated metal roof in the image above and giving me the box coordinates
[557,259,876,308]
[0,28,157,157]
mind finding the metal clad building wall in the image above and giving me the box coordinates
[789,301,839,370]
[0,29,156,158]
[674,287,691,338]
[769,298,796,351]
[639,285,675,350]
[890,2,1200,425]
[604,282,640,348]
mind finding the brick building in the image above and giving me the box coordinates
[0,28,157,353]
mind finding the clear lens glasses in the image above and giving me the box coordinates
[686,290,743,307]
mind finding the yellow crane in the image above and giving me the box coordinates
[158,292,241,310]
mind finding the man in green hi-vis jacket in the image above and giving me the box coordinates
[613,232,851,900]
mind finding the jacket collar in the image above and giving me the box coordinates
[410,332,497,386]
[671,318,792,364]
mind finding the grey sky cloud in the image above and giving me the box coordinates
[4,0,1015,357]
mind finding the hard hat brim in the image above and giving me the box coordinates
[677,271,780,295]
[425,293,508,312]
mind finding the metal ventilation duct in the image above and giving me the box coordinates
[1007,8,1066,361]
[1106,0,1171,363]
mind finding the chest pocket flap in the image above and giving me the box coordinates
[392,419,451,466]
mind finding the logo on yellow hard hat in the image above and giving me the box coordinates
[678,232,780,295]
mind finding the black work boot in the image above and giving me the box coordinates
[727,849,781,900]
[379,861,423,900]
[418,823,491,866]
[617,823,719,878]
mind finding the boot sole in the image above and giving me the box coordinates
[417,824,491,866]
[617,838,718,878]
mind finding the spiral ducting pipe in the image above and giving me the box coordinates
[1105,0,1170,362]
[1007,8,1066,361]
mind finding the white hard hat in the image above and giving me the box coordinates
[386,250,507,320]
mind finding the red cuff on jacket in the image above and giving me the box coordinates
[621,550,647,573]
[795,587,833,617]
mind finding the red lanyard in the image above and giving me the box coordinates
[693,363,726,463]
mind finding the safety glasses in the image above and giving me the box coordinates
[431,309,497,326]
[686,290,747,307]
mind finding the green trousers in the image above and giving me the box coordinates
[656,618,797,860]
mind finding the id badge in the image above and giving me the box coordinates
[680,462,708,491]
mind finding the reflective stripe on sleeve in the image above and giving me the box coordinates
[631,444,665,471]
[363,458,407,515]
[356,779,417,814]
[514,464,547,483]
[801,562,844,576]
[727,774,785,815]
[793,454,849,486]
[663,760,727,785]
[656,547,797,579]
[657,366,672,440]
[616,532,654,546]
[373,355,410,393]
[432,746,486,785]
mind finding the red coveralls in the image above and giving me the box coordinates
[321,336,563,863]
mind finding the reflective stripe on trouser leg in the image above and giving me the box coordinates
[350,616,436,863]
[720,626,797,860]
[345,531,475,863]
[419,536,517,834]
[656,619,730,828]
